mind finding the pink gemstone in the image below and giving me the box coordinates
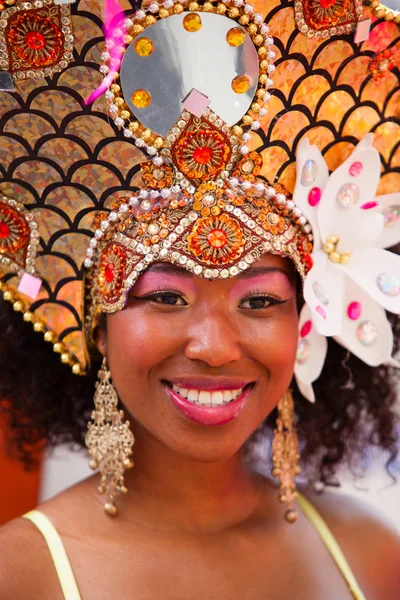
[308,187,321,207]
[315,305,326,319]
[347,301,361,320]
[349,161,363,177]
[300,320,312,338]
[361,201,379,210]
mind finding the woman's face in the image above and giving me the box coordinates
[98,253,299,462]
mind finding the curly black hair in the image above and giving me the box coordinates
[0,289,399,484]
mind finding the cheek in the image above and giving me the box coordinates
[105,308,180,399]
[243,303,298,383]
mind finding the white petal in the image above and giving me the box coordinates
[317,142,381,245]
[334,278,394,367]
[294,304,327,401]
[304,251,345,336]
[342,247,400,314]
[336,210,383,254]
[371,193,400,249]
[295,378,315,404]
[293,138,329,247]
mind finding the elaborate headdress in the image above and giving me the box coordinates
[0,0,399,399]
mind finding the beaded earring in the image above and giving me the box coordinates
[271,390,301,523]
[85,356,135,515]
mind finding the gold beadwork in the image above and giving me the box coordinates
[272,390,300,524]
[85,357,135,516]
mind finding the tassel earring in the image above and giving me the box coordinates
[271,390,301,523]
[85,356,135,516]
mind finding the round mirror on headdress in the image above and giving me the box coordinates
[120,13,259,137]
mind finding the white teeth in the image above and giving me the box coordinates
[171,385,245,406]
[211,391,224,405]
[199,390,211,404]
[187,389,199,402]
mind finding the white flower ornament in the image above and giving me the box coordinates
[292,135,400,403]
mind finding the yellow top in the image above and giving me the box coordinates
[23,492,366,600]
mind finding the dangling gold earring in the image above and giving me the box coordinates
[271,389,301,523]
[85,356,135,516]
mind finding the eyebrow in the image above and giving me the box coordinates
[144,263,292,279]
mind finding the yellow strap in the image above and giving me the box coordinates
[296,493,367,600]
[23,510,82,600]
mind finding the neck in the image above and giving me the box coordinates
[120,423,267,535]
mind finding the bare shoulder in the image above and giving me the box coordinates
[304,485,400,599]
[0,475,96,600]
[0,513,60,600]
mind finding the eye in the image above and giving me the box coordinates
[240,294,286,310]
[133,291,188,306]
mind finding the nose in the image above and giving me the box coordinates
[184,307,242,367]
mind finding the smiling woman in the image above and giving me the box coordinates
[0,0,400,598]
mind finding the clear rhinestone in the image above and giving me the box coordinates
[336,183,359,209]
[300,159,317,186]
[312,281,329,305]
[296,339,310,364]
[377,273,400,297]
[383,204,400,227]
[357,321,378,346]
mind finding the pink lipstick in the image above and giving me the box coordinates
[163,381,252,426]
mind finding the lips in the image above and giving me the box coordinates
[163,380,253,426]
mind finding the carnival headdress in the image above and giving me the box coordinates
[0,0,399,403]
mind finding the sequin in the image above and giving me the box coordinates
[300,160,317,186]
[316,305,327,319]
[349,161,363,177]
[296,338,310,364]
[300,320,312,337]
[312,281,329,305]
[377,273,400,297]
[347,301,361,320]
[308,187,321,206]
[336,183,359,209]
[360,201,378,210]
[357,321,378,346]
[383,205,400,228]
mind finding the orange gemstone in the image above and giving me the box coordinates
[193,146,213,164]
[320,0,336,7]
[207,228,227,248]
[226,27,246,47]
[132,89,152,108]
[183,13,202,32]
[134,37,154,56]
[25,31,46,50]
[231,75,251,94]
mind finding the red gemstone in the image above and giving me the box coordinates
[25,31,46,50]
[304,253,314,271]
[320,0,336,8]
[308,187,321,207]
[0,221,10,239]
[300,320,312,338]
[104,263,115,283]
[193,146,214,165]
[207,228,228,248]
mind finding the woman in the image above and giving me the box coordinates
[0,0,399,597]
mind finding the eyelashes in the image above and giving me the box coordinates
[130,287,288,309]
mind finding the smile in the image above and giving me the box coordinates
[163,380,253,427]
